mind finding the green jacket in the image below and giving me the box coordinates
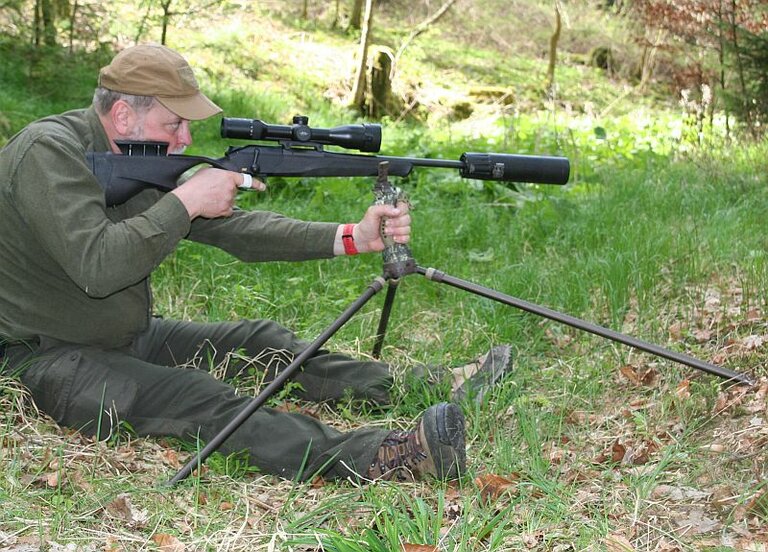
[0,107,338,348]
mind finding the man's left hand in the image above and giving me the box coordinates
[334,202,411,255]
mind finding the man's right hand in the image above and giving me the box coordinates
[171,168,265,219]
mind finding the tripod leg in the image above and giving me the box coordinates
[372,280,400,359]
[416,266,753,385]
[167,276,387,486]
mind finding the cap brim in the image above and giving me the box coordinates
[157,92,222,120]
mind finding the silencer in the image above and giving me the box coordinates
[460,153,570,184]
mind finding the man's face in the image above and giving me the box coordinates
[127,102,192,154]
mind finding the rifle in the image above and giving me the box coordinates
[86,115,570,206]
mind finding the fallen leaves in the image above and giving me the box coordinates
[652,485,712,502]
[604,533,635,552]
[474,473,518,503]
[521,531,544,548]
[713,383,756,415]
[158,448,182,468]
[619,364,659,387]
[104,493,149,528]
[741,335,767,351]
[675,508,722,535]
[675,379,691,399]
[593,438,660,466]
[273,400,322,419]
[402,545,438,552]
[37,469,60,488]
[152,533,185,552]
[712,333,768,364]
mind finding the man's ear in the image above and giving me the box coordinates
[110,100,137,137]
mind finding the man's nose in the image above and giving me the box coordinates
[178,120,192,147]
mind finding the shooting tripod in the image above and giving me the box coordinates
[168,163,753,485]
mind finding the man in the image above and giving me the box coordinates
[0,44,502,483]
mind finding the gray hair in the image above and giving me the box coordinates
[92,87,156,116]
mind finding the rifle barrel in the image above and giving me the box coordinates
[385,157,463,169]
[389,153,570,184]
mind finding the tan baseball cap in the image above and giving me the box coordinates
[98,43,222,120]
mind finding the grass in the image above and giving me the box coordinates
[3,137,765,550]
[1,3,768,549]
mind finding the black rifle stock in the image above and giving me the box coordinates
[86,116,571,206]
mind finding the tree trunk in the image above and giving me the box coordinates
[34,0,41,46]
[68,0,79,53]
[40,0,56,46]
[350,0,373,111]
[729,0,751,132]
[637,29,664,91]
[546,0,562,95]
[349,0,363,30]
[134,0,154,43]
[369,47,394,117]
[331,0,340,29]
[160,0,172,45]
[716,0,730,136]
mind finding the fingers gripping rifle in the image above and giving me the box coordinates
[86,115,570,206]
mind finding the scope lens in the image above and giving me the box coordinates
[221,118,247,139]
[221,118,266,140]
[323,124,381,153]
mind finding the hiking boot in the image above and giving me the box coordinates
[409,345,513,404]
[450,344,513,403]
[366,402,466,482]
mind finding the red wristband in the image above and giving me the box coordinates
[342,224,359,255]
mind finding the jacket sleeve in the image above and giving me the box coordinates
[10,133,192,298]
[186,210,339,262]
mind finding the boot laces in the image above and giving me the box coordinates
[368,428,428,481]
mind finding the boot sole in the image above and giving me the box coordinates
[421,402,466,479]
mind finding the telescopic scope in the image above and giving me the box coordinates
[221,115,382,153]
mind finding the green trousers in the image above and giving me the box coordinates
[4,318,393,481]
